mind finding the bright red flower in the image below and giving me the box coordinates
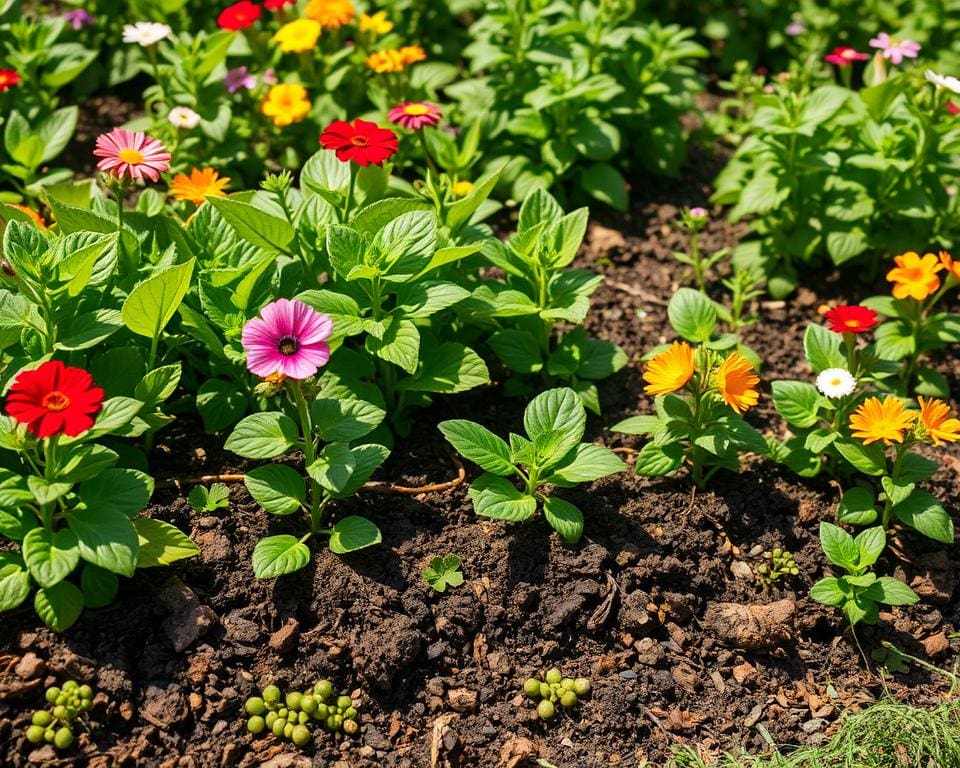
[319,118,398,166]
[218,0,262,30]
[4,361,104,439]
[824,305,878,334]
[0,68,20,92]
[947,101,960,116]
[264,0,295,8]
[824,46,868,66]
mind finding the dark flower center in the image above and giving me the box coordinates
[277,335,299,356]
[42,391,71,412]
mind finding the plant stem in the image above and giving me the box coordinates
[290,381,323,531]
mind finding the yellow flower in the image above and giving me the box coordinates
[643,341,694,396]
[452,180,474,196]
[305,0,354,29]
[398,45,426,65]
[170,168,230,204]
[849,397,916,445]
[365,49,405,73]
[261,83,311,127]
[358,11,392,35]
[714,352,759,413]
[917,397,960,445]
[273,18,321,53]
[886,251,943,301]
[939,250,960,282]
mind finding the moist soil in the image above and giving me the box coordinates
[1,146,958,768]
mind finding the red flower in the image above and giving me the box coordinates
[824,305,878,334]
[0,68,20,92]
[319,118,398,166]
[4,361,104,439]
[264,0,295,8]
[824,46,868,66]
[947,101,960,116]
[218,0,262,30]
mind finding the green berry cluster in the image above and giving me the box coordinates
[244,680,360,747]
[756,548,799,586]
[522,669,591,720]
[25,680,94,750]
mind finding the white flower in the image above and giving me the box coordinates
[122,22,172,46]
[816,368,856,399]
[168,106,201,129]
[924,69,960,95]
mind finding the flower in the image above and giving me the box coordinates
[320,118,398,166]
[688,207,708,220]
[63,9,95,29]
[886,251,943,301]
[824,305,878,334]
[939,250,960,282]
[168,106,201,129]
[359,11,393,35]
[305,0,354,29]
[816,368,856,398]
[868,33,920,65]
[849,397,916,445]
[0,68,21,91]
[824,46,868,66]
[94,128,170,182]
[643,341,694,396]
[7,204,47,230]
[4,361,104,439]
[170,168,230,204]
[924,70,960,95]
[916,397,960,445]
[265,0,296,8]
[388,101,441,130]
[452,180,474,196]
[122,21,172,46]
[365,49,406,73]
[785,20,805,36]
[398,45,427,65]
[273,18,321,52]
[218,0,261,30]
[948,101,960,116]
[242,299,333,380]
[225,66,257,93]
[261,83,311,127]
[714,352,760,413]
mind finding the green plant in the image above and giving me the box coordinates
[25,679,95,750]
[422,553,464,593]
[245,680,360,746]
[187,483,231,513]
[522,668,591,720]
[439,387,625,543]
[755,548,799,587]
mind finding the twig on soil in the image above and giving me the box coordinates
[642,706,681,742]
[607,279,669,306]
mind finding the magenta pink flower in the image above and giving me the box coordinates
[388,101,442,130]
[93,128,170,182]
[824,46,868,66]
[241,299,333,380]
[868,33,921,65]
[225,66,256,93]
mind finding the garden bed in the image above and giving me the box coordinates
[1,154,957,768]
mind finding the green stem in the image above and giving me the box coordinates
[290,381,324,531]
[687,385,706,489]
[342,164,357,222]
[691,230,704,292]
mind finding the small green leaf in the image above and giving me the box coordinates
[633,441,684,476]
[122,259,196,341]
[34,581,84,632]
[80,564,119,609]
[819,522,858,569]
[771,381,829,428]
[328,516,382,554]
[438,420,515,476]
[834,440,886,476]
[667,288,717,342]
[66,507,139,577]
[523,388,585,466]
[135,518,200,567]
[23,528,79,588]
[244,465,305,516]
[837,486,877,526]
[252,535,311,579]
[468,474,537,521]
[804,323,845,373]
[225,412,298,459]
[892,490,954,544]
[307,443,356,495]
[542,496,584,543]
[546,443,626,484]
[874,577,919,606]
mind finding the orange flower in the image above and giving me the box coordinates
[305,0,354,29]
[713,352,760,413]
[849,397,916,445]
[643,341,694,396]
[886,251,942,301]
[917,397,960,445]
[939,250,960,282]
[397,45,426,65]
[365,49,406,73]
[169,168,230,204]
[6,204,47,231]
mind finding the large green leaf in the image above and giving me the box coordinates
[135,518,201,566]
[208,196,295,253]
[34,581,84,632]
[244,465,306,515]
[523,388,585,465]
[468,474,537,521]
[328,515,381,554]
[66,507,139,577]
[122,259,196,340]
[438,420,515,476]
[668,288,717,342]
[225,412,298,459]
[22,527,79,588]
[542,496,583,543]
[252,534,311,579]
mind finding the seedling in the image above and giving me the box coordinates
[522,669,591,720]
[25,680,95,750]
[187,483,230,513]
[422,554,464,593]
[755,548,799,587]
[245,680,360,747]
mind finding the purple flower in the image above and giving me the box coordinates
[241,299,333,381]
[868,33,921,65]
[689,207,708,220]
[785,21,805,37]
[63,8,95,30]
[261,68,278,85]
[225,66,256,93]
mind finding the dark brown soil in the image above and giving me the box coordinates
[1,147,958,768]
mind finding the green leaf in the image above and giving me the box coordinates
[66,507,139,577]
[438,420,515,476]
[196,379,248,432]
[914,367,950,399]
[328,515,382,554]
[489,330,543,374]
[468,474,537,521]
[819,522,858,569]
[187,483,231,513]
[837,486,877,526]
[252,534,311,578]
[28,477,72,505]
[854,526,886,568]
[668,288,717,342]
[771,380,829,428]
[523,388,586,467]
[54,444,119,484]
[422,554,464,593]
[834,440,886,476]
[57,309,123,351]
[611,415,660,436]
[23,528,79,588]
[208,196,295,253]
[78,468,154,518]
[307,443,356,495]
[80,564,119,609]
[803,323,845,373]
[542,496,584,543]
[633,441,684,476]
[135,364,181,406]
[546,443,626,484]
[892,490,954,544]
[810,577,847,607]
[396,281,470,318]
[0,561,31,612]
[244,465,305,516]
[881,476,914,507]
[396,342,489,393]
[874,320,915,360]
[310,397,385,442]
[327,443,390,498]
[579,163,627,211]
[897,454,937,484]
[84,397,144,439]
[134,518,200,567]
[34,581,84,632]
[874,577,919,606]
[365,317,420,374]
[225,412,298,459]
[122,259,195,341]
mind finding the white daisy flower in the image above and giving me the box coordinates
[122,22,172,46]
[816,368,856,399]
[168,106,201,129]
[924,69,960,95]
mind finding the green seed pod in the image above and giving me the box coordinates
[45,687,60,704]
[291,724,311,746]
[79,700,92,712]
[336,695,353,710]
[283,722,294,740]
[247,715,265,735]
[574,678,591,696]
[343,719,359,736]
[560,691,578,708]
[26,725,45,744]
[245,697,266,716]
[344,707,357,720]
[537,699,555,720]
[550,693,558,703]
[44,728,55,743]
[286,692,303,711]
[272,717,287,737]
[561,678,575,691]
[265,712,278,729]
[52,705,68,720]
[523,678,541,697]
[53,726,74,750]
[315,703,329,720]
[545,668,562,685]
[63,681,78,692]
[314,680,333,700]
[539,683,550,699]
[326,715,337,731]
[300,695,317,714]
[78,685,93,700]
[278,708,289,719]
[55,695,67,706]
[32,710,52,727]
[298,712,309,725]
[262,685,281,704]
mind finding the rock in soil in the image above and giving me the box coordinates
[703,599,796,650]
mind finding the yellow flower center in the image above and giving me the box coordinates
[42,391,71,412]
[830,377,842,387]
[118,148,145,164]
[404,103,430,116]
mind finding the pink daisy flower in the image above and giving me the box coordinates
[241,299,333,381]
[93,128,171,182]
[388,101,442,130]
[824,46,868,66]
[868,33,920,65]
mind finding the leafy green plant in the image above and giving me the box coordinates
[422,553,464,593]
[439,387,625,543]
[755,548,799,587]
[187,483,230,513]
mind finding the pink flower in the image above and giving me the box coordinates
[824,46,868,66]
[785,21,805,37]
[689,207,708,220]
[241,299,333,380]
[225,66,256,93]
[93,128,170,182]
[388,101,442,130]
[868,33,920,65]
[63,9,95,29]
